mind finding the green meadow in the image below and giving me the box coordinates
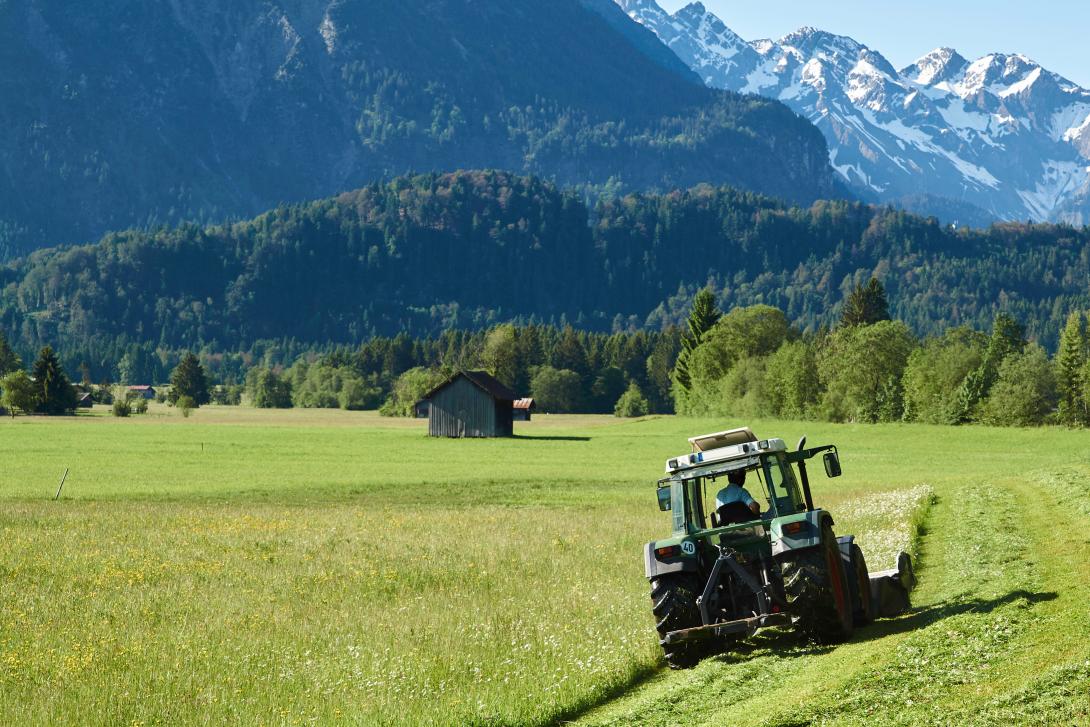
[1,406,1088,725]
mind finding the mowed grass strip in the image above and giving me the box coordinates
[3,413,1089,725]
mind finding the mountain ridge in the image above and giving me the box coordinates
[618,0,1090,226]
[0,0,838,258]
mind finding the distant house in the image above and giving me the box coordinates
[76,393,93,408]
[423,371,515,438]
[413,400,430,419]
[128,385,156,400]
[513,398,536,421]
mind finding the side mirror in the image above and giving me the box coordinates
[823,452,842,478]
[657,487,672,511]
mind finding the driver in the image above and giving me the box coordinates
[715,468,761,523]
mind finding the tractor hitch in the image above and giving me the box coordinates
[663,612,793,644]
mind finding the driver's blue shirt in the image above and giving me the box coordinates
[715,483,756,510]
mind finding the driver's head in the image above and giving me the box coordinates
[728,468,746,486]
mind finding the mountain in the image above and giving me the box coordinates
[618,0,1090,226]
[0,0,839,259]
[4,170,1088,378]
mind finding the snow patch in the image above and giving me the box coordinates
[1017,160,1087,219]
[1053,103,1090,143]
[999,67,1041,97]
[742,61,779,94]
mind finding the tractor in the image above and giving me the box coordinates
[644,428,914,668]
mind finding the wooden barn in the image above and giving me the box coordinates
[128,385,157,400]
[424,371,516,438]
[513,398,536,421]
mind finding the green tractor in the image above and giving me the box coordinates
[645,428,914,668]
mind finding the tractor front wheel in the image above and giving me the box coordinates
[781,523,855,644]
[650,575,709,669]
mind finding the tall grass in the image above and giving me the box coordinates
[3,411,1082,724]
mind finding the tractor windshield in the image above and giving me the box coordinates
[691,465,766,530]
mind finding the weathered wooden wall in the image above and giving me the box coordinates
[429,376,504,437]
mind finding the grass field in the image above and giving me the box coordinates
[2,406,1089,725]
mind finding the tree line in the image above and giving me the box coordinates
[242,325,679,418]
[6,276,1090,428]
[674,280,1090,428]
[0,340,212,419]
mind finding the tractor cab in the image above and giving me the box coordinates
[656,428,812,537]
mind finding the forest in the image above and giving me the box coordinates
[3,170,1090,389]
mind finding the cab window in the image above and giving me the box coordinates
[671,482,687,533]
[763,455,803,515]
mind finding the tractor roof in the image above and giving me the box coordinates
[689,427,757,453]
[664,435,787,480]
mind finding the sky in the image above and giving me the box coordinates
[657,0,1090,87]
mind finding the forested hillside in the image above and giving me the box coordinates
[3,170,1089,380]
[0,0,836,258]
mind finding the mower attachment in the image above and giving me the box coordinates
[869,551,915,617]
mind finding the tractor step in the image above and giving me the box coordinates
[664,612,793,644]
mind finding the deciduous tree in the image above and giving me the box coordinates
[902,327,987,424]
[981,344,1057,426]
[614,382,649,418]
[818,321,916,423]
[1,370,38,417]
[530,366,582,413]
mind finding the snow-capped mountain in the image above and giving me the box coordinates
[617,0,1090,225]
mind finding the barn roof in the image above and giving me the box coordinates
[513,398,535,410]
[425,370,516,401]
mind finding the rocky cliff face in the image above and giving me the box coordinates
[0,0,838,257]
[619,0,1090,225]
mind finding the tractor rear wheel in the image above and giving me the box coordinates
[781,523,855,644]
[849,543,876,626]
[650,575,708,669]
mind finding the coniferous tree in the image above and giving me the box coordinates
[840,278,890,328]
[550,327,590,384]
[1056,310,1088,426]
[31,345,78,414]
[674,288,721,392]
[170,352,210,406]
[951,313,1025,423]
[0,331,20,376]
[645,326,680,413]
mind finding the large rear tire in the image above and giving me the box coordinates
[650,575,708,669]
[781,523,855,644]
